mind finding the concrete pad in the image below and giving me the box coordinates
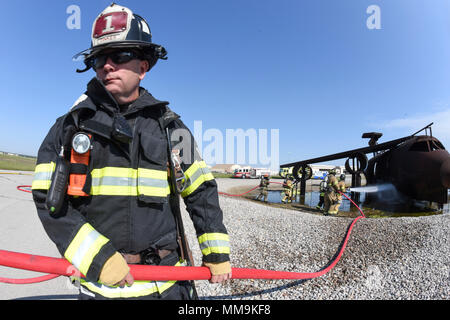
[0,171,79,300]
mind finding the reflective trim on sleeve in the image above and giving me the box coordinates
[181,161,215,198]
[79,260,185,298]
[198,233,230,256]
[31,162,55,190]
[64,223,110,276]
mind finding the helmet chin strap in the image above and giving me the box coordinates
[76,61,92,73]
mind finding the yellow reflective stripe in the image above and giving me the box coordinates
[64,223,109,276]
[137,168,167,180]
[91,167,169,180]
[90,167,169,197]
[198,233,230,256]
[79,260,184,298]
[34,162,56,173]
[31,162,55,190]
[198,233,229,243]
[81,280,159,298]
[91,185,136,196]
[137,185,171,197]
[181,161,215,198]
[91,167,136,179]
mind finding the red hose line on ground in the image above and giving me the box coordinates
[17,185,32,193]
[218,185,259,197]
[3,187,364,284]
[0,273,60,284]
[218,181,283,197]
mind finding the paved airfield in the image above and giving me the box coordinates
[0,171,78,300]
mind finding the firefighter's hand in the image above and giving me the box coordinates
[99,252,133,287]
[203,261,232,284]
[115,272,134,288]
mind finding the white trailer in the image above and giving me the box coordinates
[250,168,271,179]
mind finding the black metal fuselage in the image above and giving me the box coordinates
[365,135,450,204]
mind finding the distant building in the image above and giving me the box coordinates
[309,164,346,179]
[210,164,241,174]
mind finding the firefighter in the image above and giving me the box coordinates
[323,169,339,215]
[31,3,231,300]
[315,176,328,210]
[281,176,294,203]
[329,174,347,214]
[256,174,270,202]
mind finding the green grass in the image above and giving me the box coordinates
[212,172,233,178]
[0,154,36,171]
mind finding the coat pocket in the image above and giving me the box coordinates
[137,132,169,204]
[139,132,167,169]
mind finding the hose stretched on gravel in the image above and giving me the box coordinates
[2,186,364,284]
[218,181,284,197]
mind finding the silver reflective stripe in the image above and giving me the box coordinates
[199,240,230,251]
[71,230,101,268]
[185,166,211,188]
[33,171,53,181]
[138,177,170,189]
[91,175,169,189]
[79,260,186,298]
[91,176,133,187]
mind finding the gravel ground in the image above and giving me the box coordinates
[184,178,450,300]
[1,174,448,300]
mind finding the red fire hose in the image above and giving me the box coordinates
[218,181,283,197]
[16,185,32,193]
[2,185,364,284]
[0,207,360,281]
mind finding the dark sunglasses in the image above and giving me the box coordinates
[88,50,142,70]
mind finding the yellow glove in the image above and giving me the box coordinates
[203,261,232,276]
[98,252,130,286]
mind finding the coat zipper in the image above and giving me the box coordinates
[127,116,138,251]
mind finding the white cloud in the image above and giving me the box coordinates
[382,108,450,149]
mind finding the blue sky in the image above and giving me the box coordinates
[1,0,450,169]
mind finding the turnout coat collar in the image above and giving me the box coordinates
[70,77,170,117]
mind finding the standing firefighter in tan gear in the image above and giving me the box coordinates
[282,176,294,203]
[329,174,347,214]
[31,3,231,300]
[323,169,339,215]
[316,176,328,210]
[256,174,270,202]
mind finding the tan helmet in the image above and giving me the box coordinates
[74,3,167,72]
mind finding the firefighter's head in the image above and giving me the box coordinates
[73,4,167,104]
[339,174,346,181]
[329,169,336,175]
[93,48,148,103]
[73,3,167,74]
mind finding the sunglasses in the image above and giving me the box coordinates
[88,50,142,70]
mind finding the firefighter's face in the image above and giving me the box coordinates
[95,51,149,104]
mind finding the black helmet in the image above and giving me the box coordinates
[340,174,346,181]
[73,3,167,73]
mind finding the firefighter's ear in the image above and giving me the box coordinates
[139,60,149,80]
